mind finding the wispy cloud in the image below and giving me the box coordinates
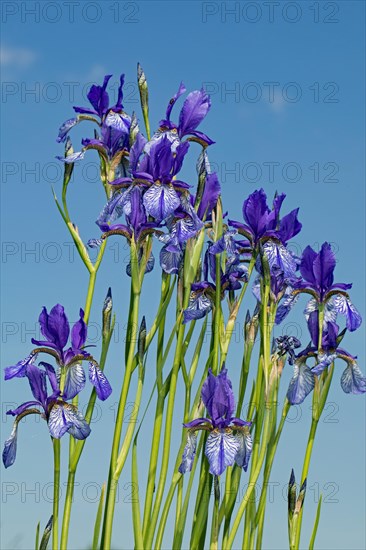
[0,45,37,68]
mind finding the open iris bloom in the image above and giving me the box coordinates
[229,188,302,278]
[5,304,112,401]
[286,317,366,405]
[278,242,362,333]
[3,362,91,468]
[179,368,252,476]
[147,83,214,150]
[56,74,132,177]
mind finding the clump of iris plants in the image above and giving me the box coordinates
[3,66,364,550]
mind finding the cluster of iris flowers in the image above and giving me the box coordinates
[3,70,365,550]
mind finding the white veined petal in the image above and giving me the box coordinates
[205,429,240,476]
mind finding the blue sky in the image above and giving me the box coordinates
[1,1,365,548]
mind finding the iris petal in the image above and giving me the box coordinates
[205,430,240,476]
[2,422,18,468]
[234,428,253,472]
[179,430,198,474]
[88,363,112,401]
[340,361,366,394]
[287,362,315,405]
[332,294,362,332]
[63,363,86,400]
[143,183,181,221]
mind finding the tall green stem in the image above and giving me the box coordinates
[52,439,61,550]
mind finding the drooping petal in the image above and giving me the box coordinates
[4,353,37,380]
[143,183,181,221]
[2,422,18,468]
[160,243,183,275]
[205,429,240,476]
[183,292,213,323]
[56,151,85,163]
[275,291,299,324]
[88,363,112,401]
[178,430,198,474]
[312,353,337,375]
[287,362,315,405]
[340,361,366,394]
[48,402,91,439]
[234,428,253,472]
[332,294,362,332]
[62,363,86,400]
[262,240,297,278]
[57,118,79,143]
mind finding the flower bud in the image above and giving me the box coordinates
[102,288,113,339]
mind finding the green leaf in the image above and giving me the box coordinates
[92,483,106,550]
[309,494,323,550]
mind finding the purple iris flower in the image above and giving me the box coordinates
[5,305,112,402]
[3,362,90,468]
[57,74,132,172]
[294,243,362,332]
[183,282,215,323]
[286,319,366,404]
[105,136,190,223]
[229,189,302,278]
[179,368,252,476]
[147,83,214,151]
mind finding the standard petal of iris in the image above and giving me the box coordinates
[205,430,240,476]
[234,428,253,472]
[88,363,112,400]
[143,183,181,221]
[2,422,18,468]
[63,363,86,400]
[287,362,315,405]
[179,430,198,474]
[340,361,366,394]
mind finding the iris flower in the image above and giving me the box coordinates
[5,304,112,401]
[286,319,366,404]
[229,189,302,278]
[147,83,214,150]
[295,243,362,331]
[3,362,90,468]
[57,74,132,174]
[179,368,252,476]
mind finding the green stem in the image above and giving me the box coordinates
[226,405,271,549]
[210,476,220,550]
[52,439,61,550]
[101,288,141,549]
[255,401,290,549]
